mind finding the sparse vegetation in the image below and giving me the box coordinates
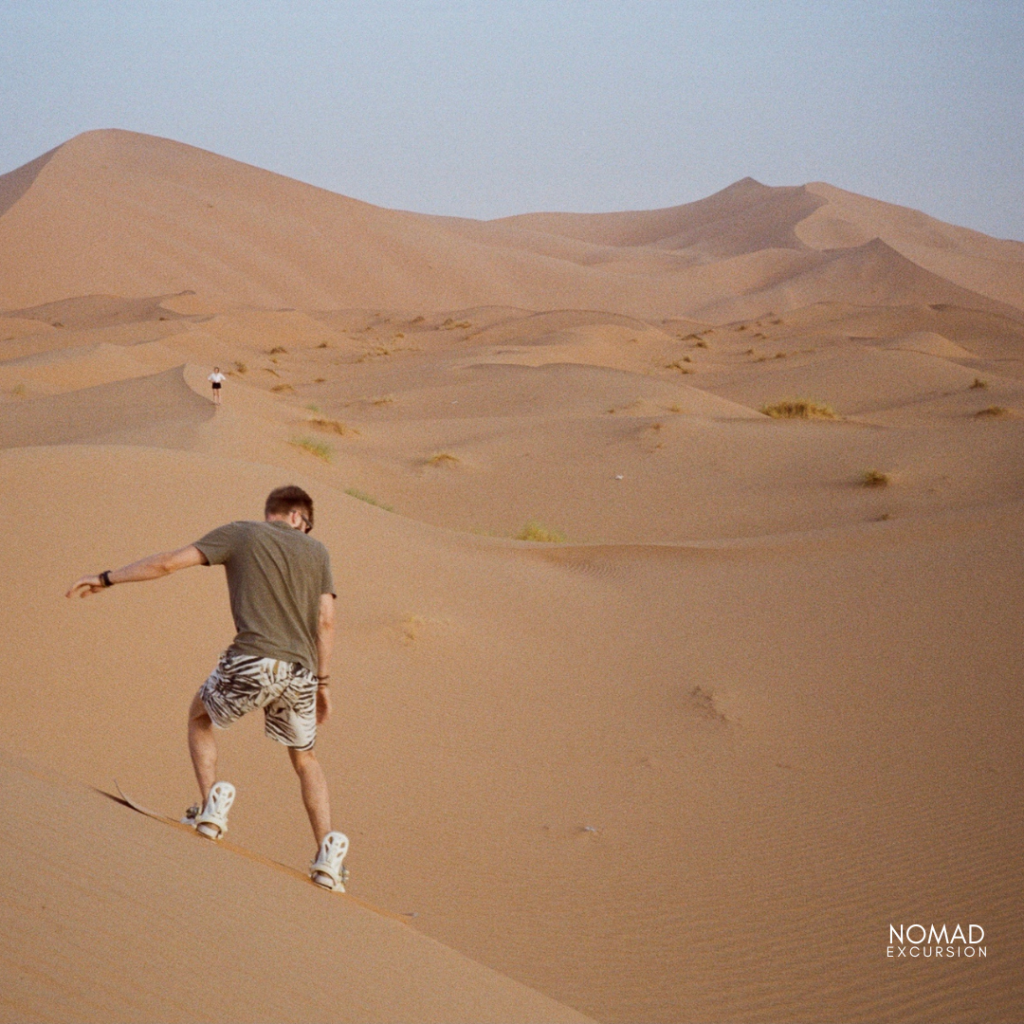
[695,340,709,349]
[975,406,1009,418]
[11,383,26,397]
[410,316,425,324]
[234,361,247,374]
[271,383,294,393]
[970,378,988,389]
[268,346,287,355]
[665,361,694,374]
[371,395,394,406]
[516,520,567,543]
[309,417,355,436]
[761,399,838,420]
[305,403,322,413]
[317,342,330,349]
[426,452,460,467]
[290,436,332,461]
[345,488,394,512]
[862,470,890,488]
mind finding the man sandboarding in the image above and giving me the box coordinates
[66,485,349,892]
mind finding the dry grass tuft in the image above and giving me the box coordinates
[268,346,287,355]
[270,383,294,393]
[516,521,567,543]
[761,399,838,420]
[970,377,988,389]
[426,452,460,467]
[665,361,693,374]
[974,406,1009,418]
[309,417,355,436]
[11,383,26,397]
[290,436,332,462]
[370,395,394,406]
[234,361,247,374]
[862,470,890,488]
[344,488,394,512]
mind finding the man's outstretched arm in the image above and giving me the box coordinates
[65,545,208,598]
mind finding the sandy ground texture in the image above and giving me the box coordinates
[1,130,1022,1023]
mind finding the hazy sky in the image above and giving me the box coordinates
[2,1,1022,239]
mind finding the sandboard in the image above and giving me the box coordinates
[112,780,361,903]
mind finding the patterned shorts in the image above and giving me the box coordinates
[199,651,319,751]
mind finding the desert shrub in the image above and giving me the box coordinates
[862,470,890,487]
[290,436,332,462]
[970,378,988,389]
[516,521,567,543]
[426,452,460,466]
[761,399,838,420]
[235,361,247,374]
[975,406,1009,418]
[268,346,287,354]
[345,488,394,512]
[309,417,354,436]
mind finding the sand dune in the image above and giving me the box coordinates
[2,130,1020,319]
[1,129,1021,1023]
[0,365,212,448]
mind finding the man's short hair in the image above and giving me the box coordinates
[265,485,314,527]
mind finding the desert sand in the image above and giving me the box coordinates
[1,130,1022,1023]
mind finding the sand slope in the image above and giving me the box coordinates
[0,755,590,1024]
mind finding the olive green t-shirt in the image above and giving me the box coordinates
[194,520,335,673]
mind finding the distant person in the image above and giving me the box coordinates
[66,485,350,892]
[208,367,226,404]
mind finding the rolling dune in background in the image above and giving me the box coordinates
[1,130,1021,1023]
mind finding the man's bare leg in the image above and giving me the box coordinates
[289,747,332,844]
[188,690,218,805]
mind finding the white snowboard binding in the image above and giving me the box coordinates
[188,781,236,840]
[311,831,350,892]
